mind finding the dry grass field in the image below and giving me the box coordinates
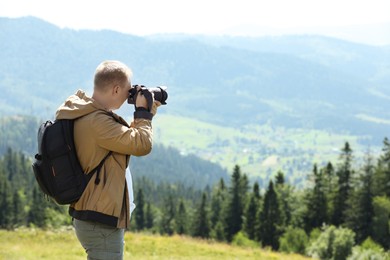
[0,228,311,260]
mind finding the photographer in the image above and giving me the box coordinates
[55,60,160,259]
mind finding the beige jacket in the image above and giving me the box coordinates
[56,90,154,228]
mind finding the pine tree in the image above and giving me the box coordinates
[257,180,281,250]
[210,178,226,228]
[4,147,17,182]
[274,171,293,229]
[275,171,285,185]
[345,153,374,243]
[243,182,261,240]
[0,169,7,227]
[209,178,227,241]
[304,164,328,232]
[0,172,13,229]
[323,162,336,219]
[372,196,390,249]
[175,200,188,235]
[160,194,176,235]
[192,192,210,238]
[145,202,154,229]
[135,188,145,230]
[240,173,249,201]
[28,186,47,227]
[224,165,245,242]
[373,137,390,197]
[212,220,226,241]
[332,142,353,226]
[13,190,25,227]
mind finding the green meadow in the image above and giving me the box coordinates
[0,228,311,260]
[154,114,372,183]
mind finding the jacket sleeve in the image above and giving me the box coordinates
[92,113,153,156]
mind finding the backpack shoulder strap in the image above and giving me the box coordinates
[83,110,123,185]
[86,151,113,185]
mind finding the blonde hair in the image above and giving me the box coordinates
[94,60,132,91]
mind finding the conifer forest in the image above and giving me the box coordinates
[1,138,390,259]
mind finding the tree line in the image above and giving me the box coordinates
[1,138,390,259]
[131,139,390,259]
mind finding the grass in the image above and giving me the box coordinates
[0,228,311,260]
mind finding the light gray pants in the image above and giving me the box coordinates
[73,218,124,260]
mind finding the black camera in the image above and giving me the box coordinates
[128,85,168,110]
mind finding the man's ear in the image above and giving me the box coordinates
[112,84,119,95]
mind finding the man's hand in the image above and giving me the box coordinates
[135,87,155,112]
[132,86,160,120]
[135,91,148,109]
[150,101,161,116]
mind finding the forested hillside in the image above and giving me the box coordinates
[130,144,228,189]
[0,116,39,155]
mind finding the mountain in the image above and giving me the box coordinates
[1,17,389,141]
[1,16,390,184]
[147,33,390,138]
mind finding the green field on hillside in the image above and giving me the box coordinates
[0,228,310,260]
[154,114,377,186]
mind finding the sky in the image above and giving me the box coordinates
[1,0,390,45]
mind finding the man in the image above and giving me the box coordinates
[56,60,159,259]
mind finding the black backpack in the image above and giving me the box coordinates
[32,118,112,205]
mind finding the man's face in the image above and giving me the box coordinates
[111,81,131,110]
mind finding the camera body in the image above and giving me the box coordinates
[128,85,168,110]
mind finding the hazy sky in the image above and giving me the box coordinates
[1,0,389,45]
